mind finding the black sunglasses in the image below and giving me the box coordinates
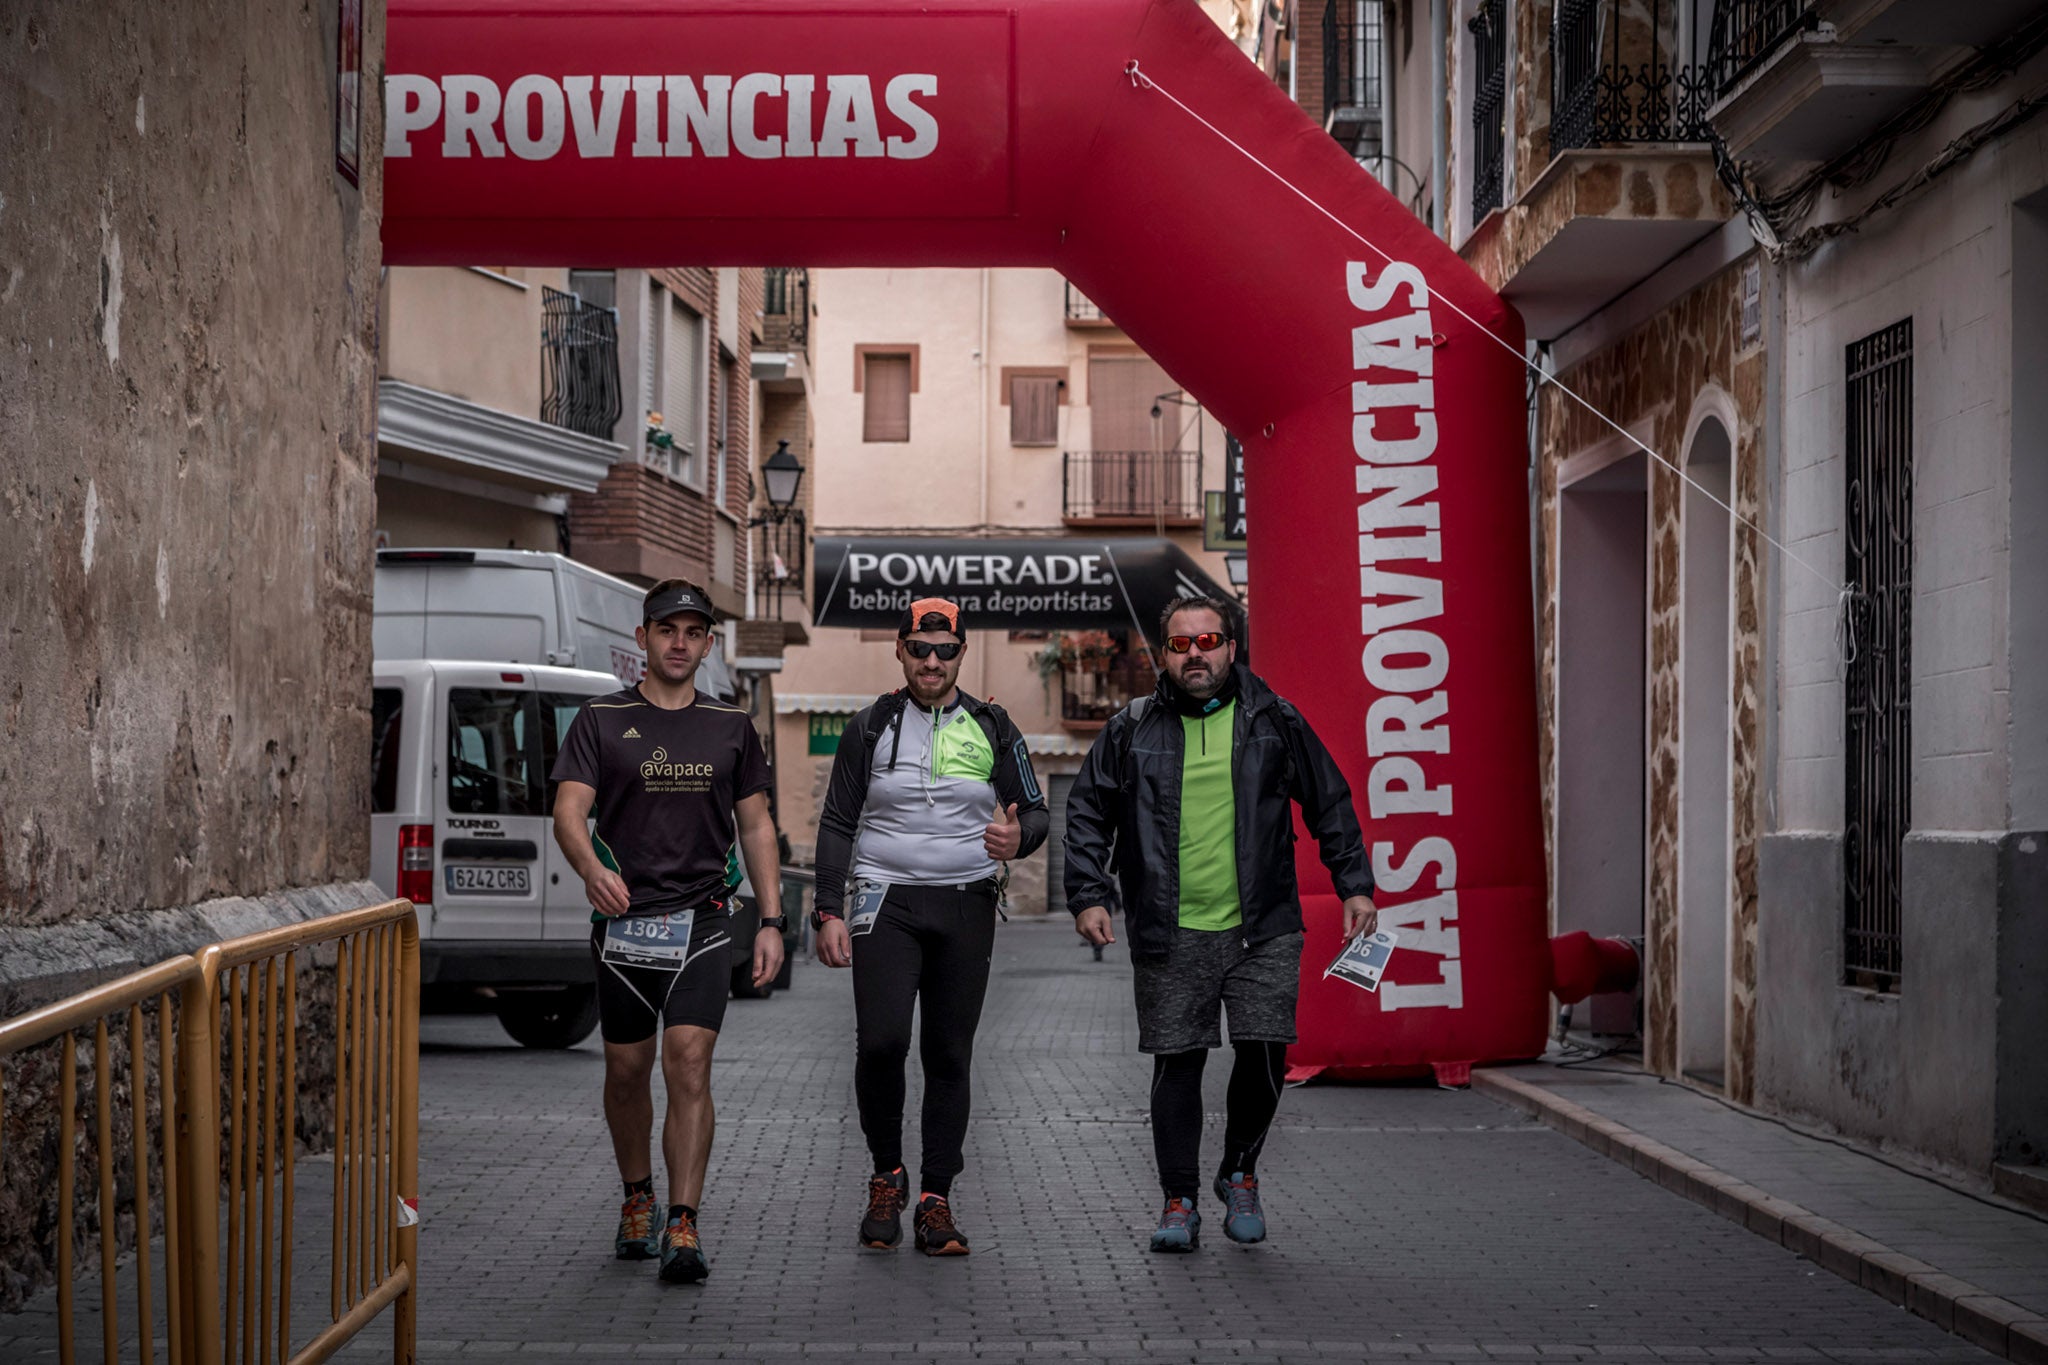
[1164,631,1229,654]
[904,640,963,661]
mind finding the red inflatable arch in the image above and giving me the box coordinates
[383,0,1548,1075]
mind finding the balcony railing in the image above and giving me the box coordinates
[1709,0,1818,97]
[1470,0,1508,221]
[762,267,809,351]
[1552,0,1712,156]
[1323,0,1386,160]
[1065,282,1110,325]
[539,286,622,441]
[1062,450,1201,522]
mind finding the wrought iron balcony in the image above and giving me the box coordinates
[762,266,809,351]
[1470,0,1508,221]
[1322,0,1386,160]
[1551,0,1712,156]
[539,286,622,441]
[1708,0,1818,97]
[1065,282,1112,325]
[1062,450,1201,524]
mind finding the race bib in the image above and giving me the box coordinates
[601,906,695,970]
[849,881,888,937]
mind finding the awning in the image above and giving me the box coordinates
[811,537,1239,641]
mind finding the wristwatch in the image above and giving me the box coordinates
[757,915,789,932]
[808,909,841,931]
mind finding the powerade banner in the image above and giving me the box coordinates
[811,537,1234,642]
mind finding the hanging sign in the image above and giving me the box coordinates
[810,536,1235,641]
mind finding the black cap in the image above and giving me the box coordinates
[896,596,965,638]
[644,583,717,625]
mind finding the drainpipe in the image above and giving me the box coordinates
[1431,0,1447,238]
[978,266,993,699]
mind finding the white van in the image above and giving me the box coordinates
[370,660,622,1047]
[372,548,735,699]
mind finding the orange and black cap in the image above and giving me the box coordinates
[896,596,965,638]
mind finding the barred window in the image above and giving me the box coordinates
[1843,318,1913,992]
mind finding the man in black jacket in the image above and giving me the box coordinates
[1067,595,1376,1252]
[812,598,1050,1255]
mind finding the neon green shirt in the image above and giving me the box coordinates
[1176,699,1241,932]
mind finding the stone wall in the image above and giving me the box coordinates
[0,0,386,932]
[1537,262,1766,1098]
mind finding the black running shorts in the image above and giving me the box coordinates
[588,904,734,1045]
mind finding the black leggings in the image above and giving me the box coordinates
[1150,1040,1288,1201]
[851,882,998,1198]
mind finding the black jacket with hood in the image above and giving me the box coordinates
[1061,664,1374,959]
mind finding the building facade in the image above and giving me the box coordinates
[1289,0,2047,1185]
[773,266,1239,915]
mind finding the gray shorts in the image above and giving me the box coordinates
[1132,926,1304,1054]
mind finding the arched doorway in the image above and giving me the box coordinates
[1678,409,1734,1087]
[381,0,1549,1071]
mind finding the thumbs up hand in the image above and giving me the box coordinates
[983,802,1022,861]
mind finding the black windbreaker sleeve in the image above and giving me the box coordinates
[1061,715,1125,917]
[811,706,876,919]
[987,707,1051,860]
[1281,703,1377,901]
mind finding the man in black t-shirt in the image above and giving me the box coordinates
[551,578,783,1286]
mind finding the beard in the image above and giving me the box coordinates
[1172,660,1225,699]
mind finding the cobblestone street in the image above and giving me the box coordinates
[327,921,1989,1363]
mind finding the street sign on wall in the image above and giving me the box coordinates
[807,712,847,755]
[1203,433,1247,551]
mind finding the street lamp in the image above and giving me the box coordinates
[759,439,804,514]
[751,440,808,618]
[1223,550,1248,601]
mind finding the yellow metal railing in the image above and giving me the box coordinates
[0,899,419,1365]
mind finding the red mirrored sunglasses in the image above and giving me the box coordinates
[1164,631,1229,654]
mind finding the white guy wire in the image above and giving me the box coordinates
[1121,59,1848,601]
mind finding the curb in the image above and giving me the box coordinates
[1474,1068,2048,1364]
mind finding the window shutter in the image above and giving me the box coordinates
[1011,375,1061,446]
[664,294,704,481]
[640,279,660,455]
[1086,355,1173,453]
[864,354,912,442]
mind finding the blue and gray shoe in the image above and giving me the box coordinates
[1213,1171,1266,1244]
[657,1211,709,1284]
[1149,1196,1201,1253]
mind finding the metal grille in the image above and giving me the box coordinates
[1469,0,1507,222]
[1551,0,1711,155]
[1708,0,1818,96]
[1061,450,1202,521]
[539,286,622,441]
[1323,1,1385,160]
[1065,281,1107,324]
[1843,318,1913,992]
[762,267,809,349]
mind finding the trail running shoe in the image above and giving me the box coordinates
[913,1195,970,1256]
[658,1211,709,1284]
[1150,1196,1201,1253]
[1213,1171,1267,1244]
[861,1168,909,1249]
[615,1189,658,1260]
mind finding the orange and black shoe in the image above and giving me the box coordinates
[615,1188,658,1260]
[657,1210,709,1284]
[913,1194,970,1257]
[860,1167,910,1249]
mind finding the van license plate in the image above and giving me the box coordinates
[445,865,530,895]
